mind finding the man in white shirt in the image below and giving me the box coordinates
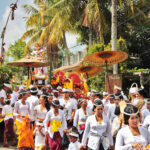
[0,83,12,107]
[26,87,39,122]
[102,91,111,115]
[87,90,97,110]
[10,86,19,107]
[114,85,122,95]
[57,86,63,96]
[68,89,78,109]
[59,88,76,128]
[107,93,122,123]
[53,89,62,100]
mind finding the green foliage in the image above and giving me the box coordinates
[0,40,27,88]
[88,43,105,54]
[127,67,150,73]
[0,65,24,89]
[125,25,150,69]
[6,40,26,60]
[105,37,128,53]
[87,72,105,92]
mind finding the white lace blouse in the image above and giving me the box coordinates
[115,126,150,150]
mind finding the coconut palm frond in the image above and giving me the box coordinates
[44,0,71,15]
[22,4,39,14]
[21,27,41,41]
[26,13,41,28]
[39,25,51,46]
[86,0,108,43]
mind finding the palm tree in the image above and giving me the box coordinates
[82,0,148,74]
[111,0,148,74]
[21,0,149,68]
[21,1,52,55]
[39,0,81,66]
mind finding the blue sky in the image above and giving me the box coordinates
[0,0,86,56]
[0,0,34,48]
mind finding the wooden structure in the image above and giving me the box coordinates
[105,74,122,94]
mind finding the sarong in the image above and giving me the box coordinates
[48,132,63,150]
[4,118,15,138]
[0,120,4,142]
[16,118,34,149]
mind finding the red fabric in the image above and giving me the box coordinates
[68,73,83,85]
[48,132,63,150]
[54,71,65,83]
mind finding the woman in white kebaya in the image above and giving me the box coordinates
[73,98,92,140]
[115,104,150,150]
[44,99,67,150]
[14,90,34,150]
[34,94,47,123]
[14,90,30,121]
[81,99,114,150]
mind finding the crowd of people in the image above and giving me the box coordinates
[0,83,150,150]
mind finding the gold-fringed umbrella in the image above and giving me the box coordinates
[54,61,82,73]
[7,55,49,89]
[75,65,103,79]
[7,55,49,67]
[83,51,128,93]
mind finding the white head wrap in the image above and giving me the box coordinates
[114,85,121,91]
[4,83,12,89]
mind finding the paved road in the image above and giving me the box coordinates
[0,145,17,150]
[0,140,17,150]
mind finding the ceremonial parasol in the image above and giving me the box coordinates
[75,65,103,79]
[54,61,81,73]
[83,51,128,93]
[7,55,49,88]
[7,55,49,67]
[84,51,128,66]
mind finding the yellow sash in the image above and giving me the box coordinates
[51,120,61,133]
[78,120,85,125]
[5,113,13,116]
[0,118,4,123]
[36,145,45,150]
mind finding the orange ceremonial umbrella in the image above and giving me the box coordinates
[75,65,103,79]
[84,51,128,66]
[83,51,128,93]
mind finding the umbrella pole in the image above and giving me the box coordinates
[28,67,29,79]
[86,73,90,91]
[105,60,111,93]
